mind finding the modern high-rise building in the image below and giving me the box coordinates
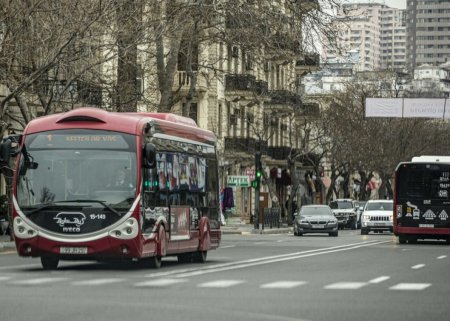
[325,3,406,72]
[406,0,450,72]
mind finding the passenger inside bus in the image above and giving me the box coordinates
[112,170,134,189]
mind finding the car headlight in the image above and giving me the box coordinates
[300,220,309,224]
[328,220,337,224]
[389,215,393,222]
[362,215,370,221]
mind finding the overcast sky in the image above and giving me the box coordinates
[344,0,406,9]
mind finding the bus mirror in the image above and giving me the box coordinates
[144,143,156,168]
[0,139,12,164]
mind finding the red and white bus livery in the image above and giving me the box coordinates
[394,155,450,244]
[2,107,221,269]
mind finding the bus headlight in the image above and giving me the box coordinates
[14,217,38,239]
[109,218,138,240]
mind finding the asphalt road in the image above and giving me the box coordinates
[0,229,449,321]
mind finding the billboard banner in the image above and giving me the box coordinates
[365,98,403,118]
[365,98,450,118]
[403,98,446,118]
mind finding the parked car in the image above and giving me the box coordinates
[329,199,359,230]
[360,200,394,235]
[293,205,338,237]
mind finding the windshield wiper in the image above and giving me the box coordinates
[24,200,123,217]
[57,200,123,217]
[24,202,63,216]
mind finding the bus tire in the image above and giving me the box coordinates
[398,235,407,244]
[194,250,207,263]
[149,255,162,269]
[41,256,59,270]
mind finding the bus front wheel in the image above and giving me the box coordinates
[41,256,59,270]
[194,251,207,263]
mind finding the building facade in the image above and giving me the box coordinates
[406,0,450,72]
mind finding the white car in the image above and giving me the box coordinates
[360,200,394,235]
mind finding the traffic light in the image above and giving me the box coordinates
[252,152,262,189]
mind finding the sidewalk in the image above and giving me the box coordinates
[221,217,292,235]
[0,234,15,252]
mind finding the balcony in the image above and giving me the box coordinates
[296,53,320,67]
[267,147,300,160]
[255,80,269,96]
[224,137,257,153]
[225,74,256,92]
[269,90,302,106]
[173,71,207,93]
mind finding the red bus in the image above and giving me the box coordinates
[394,155,450,244]
[0,107,221,269]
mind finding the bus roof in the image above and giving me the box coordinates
[411,155,450,163]
[23,107,216,145]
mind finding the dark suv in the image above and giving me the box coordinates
[329,199,359,230]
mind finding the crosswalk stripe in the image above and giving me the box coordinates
[437,255,447,259]
[72,278,124,286]
[368,276,390,284]
[10,277,67,285]
[260,281,307,289]
[198,280,244,288]
[324,282,367,290]
[389,283,431,291]
[134,278,188,287]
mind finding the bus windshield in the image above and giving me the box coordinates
[17,129,137,211]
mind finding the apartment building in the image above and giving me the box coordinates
[406,0,450,72]
[326,2,406,72]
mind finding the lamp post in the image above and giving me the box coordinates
[252,151,262,230]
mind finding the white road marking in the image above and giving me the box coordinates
[134,278,188,287]
[437,255,447,259]
[10,277,67,285]
[0,276,12,281]
[411,264,425,269]
[219,245,236,249]
[168,241,388,278]
[368,276,390,284]
[389,283,431,291]
[72,278,124,286]
[276,240,284,243]
[260,281,307,289]
[198,280,245,288]
[324,282,367,290]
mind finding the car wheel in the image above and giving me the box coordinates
[351,218,357,230]
[361,228,368,235]
[297,232,303,236]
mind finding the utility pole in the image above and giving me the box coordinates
[252,151,262,230]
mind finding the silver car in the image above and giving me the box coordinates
[360,200,394,235]
[293,205,339,237]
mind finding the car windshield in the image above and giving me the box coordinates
[366,202,393,211]
[300,207,331,216]
[329,201,353,209]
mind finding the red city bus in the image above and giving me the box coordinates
[0,107,221,269]
[394,155,450,244]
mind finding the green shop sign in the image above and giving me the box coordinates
[227,175,250,187]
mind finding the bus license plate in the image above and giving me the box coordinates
[60,247,88,255]
[419,224,434,228]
